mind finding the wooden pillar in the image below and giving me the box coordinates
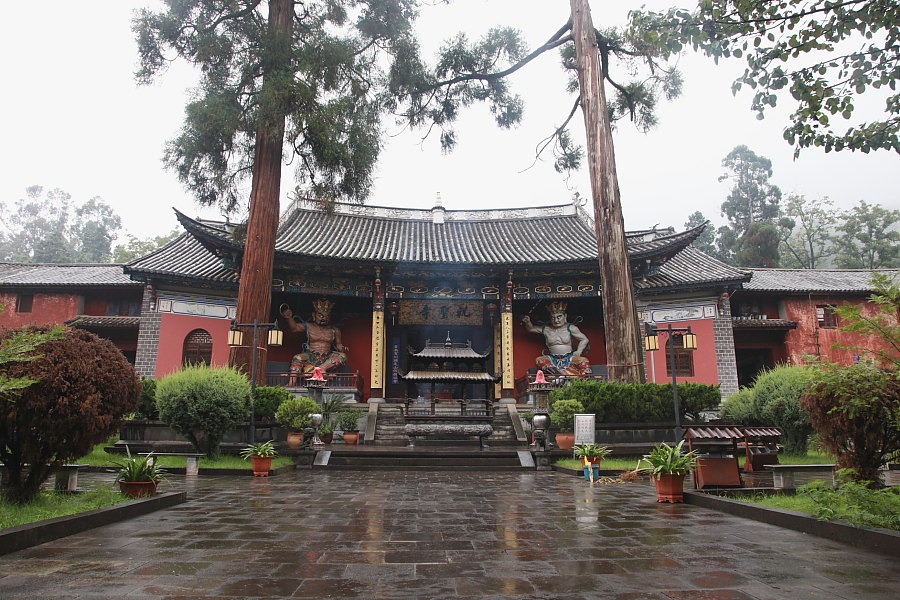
[500,272,515,399]
[369,270,385,399]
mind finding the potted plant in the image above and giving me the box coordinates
[275,396,319,450]
[318,421,335,445]
[116,448,166,498]
[637,440,699,503]
[549,398,584,451]
[338,408,365,445]
[574,443,612,465]
[239,440,278,477]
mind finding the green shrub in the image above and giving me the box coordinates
[549,380,720,424]
[139,378,159,420]
[754,365,816,455]
[720,387,759,424]
[549,398,584,432]
[156,365,250,459]
[801,364,900,483]
[798,474,900,530]
[275,396,319,431]
[254,386,292,420]
[0,327,140,503]
[338,407,366,431]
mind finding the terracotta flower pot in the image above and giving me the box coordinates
[286,431,303,450]
[342,431,360,446]
[118,480,157,498]
[554,432,574,451]
[652,473,687,503]
[250,456,273,477]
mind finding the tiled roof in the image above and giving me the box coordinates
[637,247,751,290]
[65,316,141,328]
[125,233,239,285]
[732,318,797,329]
[744,269,900,293]
[401,371,498,382]
[0,263,140,287]
[411,341,491,359]
[175,202,704,267]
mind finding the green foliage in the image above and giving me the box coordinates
[753,365,817,455]
[801,364,900,483]
[155,365,250,459]
[548,398,583,433]
[718,145,782,232]
[0,186,122,263]
[638,440,699,475]
[832,200,900,269]
[549,379,720,424]
[0,327,140,503]
[138,378,158,420]
[573,443,612,460]
[733,222,780,268]
[684,211,717,256]
[112,229,180,263]
[0,487,129,530]
[833,273,900,368]
[254,386,293,421]
[630,1,900,154]
[115,448,167,483]
[239,440,278,459]
[338,407,366,432]
[720,387,760,425]
[274,396,320,431]
[798,475,900,530]
[777,194,836,269]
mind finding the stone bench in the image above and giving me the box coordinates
[139,453,205,477]
[768,464,834,490]
[404,423,493,449]
[54,464,88,492]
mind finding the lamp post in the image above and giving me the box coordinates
[228,319,283,444]
[643,323,698,443]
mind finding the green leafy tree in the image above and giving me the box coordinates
[113,229,181,263]
[684,211,717,256]
[832,200,900,269]
[0,186,122,263]
[777,195,837,269]
[733,221,780,268]
[630,1,900,154]
[155,365,250,458]
[833,273,900,369]
[753,365,817,455]
[801,364,900,484]
[0,327,140,503]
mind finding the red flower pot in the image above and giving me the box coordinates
[118,481,157,498]
[652,473,687,503]
[250,456,273,477]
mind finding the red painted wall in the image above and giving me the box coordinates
[782,296,896,365]
[0,292,79,328]
[644,318,718,385]
[155,313,233,378]
[511,308,608,380]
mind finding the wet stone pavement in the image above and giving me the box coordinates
[1,470,898,599]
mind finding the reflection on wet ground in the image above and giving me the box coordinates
[1,470,898,599]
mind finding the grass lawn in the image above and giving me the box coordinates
[553,451,836,472]
[78,444,295,470]
[1,488,129,530]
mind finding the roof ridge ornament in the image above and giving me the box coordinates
[432,192,445,224]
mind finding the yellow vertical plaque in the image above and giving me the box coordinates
[501,312,514,390]
[370,310,385,390]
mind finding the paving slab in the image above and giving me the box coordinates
[1,470,898,599]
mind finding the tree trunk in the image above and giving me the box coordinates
[569,0,644,383]
[229,0,293,382]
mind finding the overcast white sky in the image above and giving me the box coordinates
[2,1,897,242]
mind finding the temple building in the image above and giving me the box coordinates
[123,198,750,401]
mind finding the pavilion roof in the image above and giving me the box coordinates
[742,268,900,293]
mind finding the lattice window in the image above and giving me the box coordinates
[15,294,33,313]
[182,329,213,366]
[816,305,837,329]
[665,335,694,377]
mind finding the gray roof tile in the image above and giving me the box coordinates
[0,263,140,287]
[744,269,900,293]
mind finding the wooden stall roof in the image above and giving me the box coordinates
[684,426,781,440]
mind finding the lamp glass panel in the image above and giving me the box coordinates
[268,329,283,347]
[227,329,243,347]
[644,336,659,351]
[682,334,698,350]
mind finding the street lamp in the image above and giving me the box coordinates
[643,322,698,442]
[228,319,283,444]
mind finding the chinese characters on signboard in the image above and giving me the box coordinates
[398,300,483,326]
[573,414,596,446]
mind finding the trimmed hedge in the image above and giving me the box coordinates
[549,380,720,423]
